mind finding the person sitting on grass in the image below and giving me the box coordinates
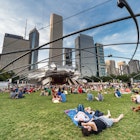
[60,91,66,102]
[114,89,121,98]
[81,111,124,136]
[51,87,61,103]
[131,91,140,104]
[40,88,47,96]
[56,88,66,102]
[95,92,104,101]
[17,88,25,98]
[87,92,94,101]
[10,88,18,99]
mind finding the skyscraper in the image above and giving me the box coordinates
[64,48,72,66]
[75,34,97,77]
[129,60,140,74]
[105,60,116,75]
[29,28,39,70]
[0,33,30,75]
[95,43,106,77]
[117,61,129,75]
[49,13,63,66]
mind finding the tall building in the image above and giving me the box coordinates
[49,13,63,66]
[117,61,129,75]
[29,28,39,70]
[64,48,72,66]
[129,60,140,74]
[0,33,30,75]
[0,55,1,68]
[75,34,97,77]
[105,60,116,75]
[95,43,106,77]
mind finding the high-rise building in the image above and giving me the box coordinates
[64,48,72,66]
[75,34,97,77]
[29,28,39,70]
[129,60,140,74]
[0,55,1,68]
[0,33,30,75]
[49,13,63,66]
[95,43,106,77]
[117,61,129,75]
[105,60,116,75]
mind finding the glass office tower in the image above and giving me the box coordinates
[29,28,39,70]
[95,43,106,77]
[75,34,97,77]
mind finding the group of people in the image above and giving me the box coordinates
[40,87,52,96]
[114,88,140,112]
[73,88,140,137]
[87,88,122,101]
[51,87,66,103]
[9,84,38,99]
[40,86,67,103]
[73,105,124,137]
[8,82,140,137]
[10,87,25,99]
[87,91,104,101]
[81,112,124,136]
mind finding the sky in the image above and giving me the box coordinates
[0,0,140,68]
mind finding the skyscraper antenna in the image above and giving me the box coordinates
[24,19,27,39]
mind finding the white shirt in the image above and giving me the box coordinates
[136,94,140,103]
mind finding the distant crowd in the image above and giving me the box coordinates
[5,82,140,106]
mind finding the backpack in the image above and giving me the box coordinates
[77,104,85,112]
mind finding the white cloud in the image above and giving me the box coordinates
[0,0,140,66]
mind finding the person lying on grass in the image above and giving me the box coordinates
[74,108,106,125]
[81,111,124,136]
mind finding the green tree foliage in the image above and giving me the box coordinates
[116,74,130,82]
[0,70,15,81]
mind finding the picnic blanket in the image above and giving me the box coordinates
[64,109,93,126]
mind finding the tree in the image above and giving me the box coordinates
[0,70,15,81]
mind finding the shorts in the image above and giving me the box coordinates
[98,116,113,127]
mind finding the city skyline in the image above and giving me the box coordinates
[105,59,140,75]
[0,0,140,68]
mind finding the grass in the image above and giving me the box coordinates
[0,91,140,140]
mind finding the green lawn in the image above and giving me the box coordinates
[0,91,139,140]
